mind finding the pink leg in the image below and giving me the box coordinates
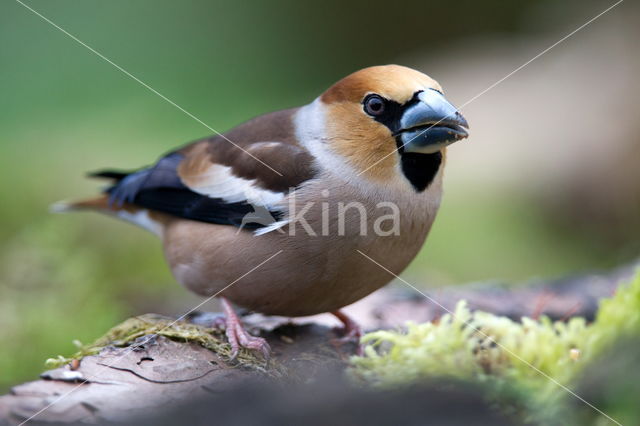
[219,297,270,360]
[332,310,363,355]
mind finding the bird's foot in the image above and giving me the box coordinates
[220,297,270,361]
[331,310,364,356]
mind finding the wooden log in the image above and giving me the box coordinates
[0,262,634,425]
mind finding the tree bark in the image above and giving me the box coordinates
[0,263,634,425]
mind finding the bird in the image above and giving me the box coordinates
[54,65,469,359]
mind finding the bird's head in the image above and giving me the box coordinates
[312,65,469,190]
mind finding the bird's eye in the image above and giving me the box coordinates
[363,95,385,116]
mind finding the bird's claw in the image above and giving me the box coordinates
[219,297,271,361]
[226,320,271,361]
[331,310,364,356]
[334,325,362,343]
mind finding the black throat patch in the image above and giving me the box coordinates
[399,151,442,192]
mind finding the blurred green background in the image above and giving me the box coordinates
[1,0,638,390]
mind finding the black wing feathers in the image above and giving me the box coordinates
[91,152,280,229]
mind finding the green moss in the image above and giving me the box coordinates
[351,270,640,424]
[45,314,274,374]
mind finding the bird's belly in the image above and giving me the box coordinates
[163,214,432,317]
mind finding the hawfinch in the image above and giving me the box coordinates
[57,65,469,358]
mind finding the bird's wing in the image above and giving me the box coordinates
[95,108,316,229]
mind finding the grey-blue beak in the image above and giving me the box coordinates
[398,89,469,154]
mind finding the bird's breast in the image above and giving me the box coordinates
[162,168,444,316]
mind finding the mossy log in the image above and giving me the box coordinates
[0,263,634,425]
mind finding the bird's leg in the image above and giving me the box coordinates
[331,310,363,355]
[332,310,362,340]
[219,297,270,360]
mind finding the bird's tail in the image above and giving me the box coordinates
[49,195,112,214]
[86,169,130,181]
[50,169,128,213]
[50,170,167,236]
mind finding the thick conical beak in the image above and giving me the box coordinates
[398,89,469,154]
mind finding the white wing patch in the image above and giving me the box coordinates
[116,209,163,236]
[185,164,285,208]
